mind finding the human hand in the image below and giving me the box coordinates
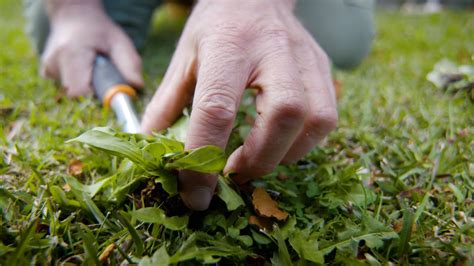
[141,0,338,210]
[41,0,143,97]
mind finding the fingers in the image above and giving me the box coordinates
[141,46,196,133]
[109,31,144,89]
[179,41,251,210]
[282,50,338,163]
[224,51,307,184]
[41,46,96,97]
[282,38,338,162]
[40,26,143,97]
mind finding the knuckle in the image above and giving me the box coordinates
[258,27,293,56]
[194,87,237,128]
[261,27,291,45]
[307,108,338,134]
[279,99,307,119]
[201,21,249,50]
[269,79,308,122]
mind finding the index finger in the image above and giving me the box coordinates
[179,41,251,210]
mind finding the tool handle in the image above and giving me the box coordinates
[92,55,137,106]
[92,55,141,133]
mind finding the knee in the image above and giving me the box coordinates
[295,0,376,69]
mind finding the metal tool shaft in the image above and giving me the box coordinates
[110,93,141,133]
[92,55,141,133]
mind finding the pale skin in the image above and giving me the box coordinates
[42,0,338,210]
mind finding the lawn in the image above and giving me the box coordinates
[1,0,473,265]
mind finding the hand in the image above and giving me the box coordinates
[142,0,338,210]
[41,1,143,97]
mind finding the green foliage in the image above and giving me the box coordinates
[0,1,473,264]
[130,207,188,231]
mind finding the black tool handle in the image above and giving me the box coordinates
[92,55,127,102]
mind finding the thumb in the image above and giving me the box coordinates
[109,32,144,88]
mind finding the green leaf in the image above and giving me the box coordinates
[156,136,185,153]
[237,235,253,247]
[116,211,145,257]
[216,176,244,211]
[67,128,145,166]
[7,219,38,265]
[79,224,101,265]
[130,207,188,231]
[49,185,80,207]
[169,232,250,264]
[289,230,324,264]
[165,145,226,173]
[166,114,189,142]
[319,214,398,255]
[251,229,272,245]
[398,208,414,257]
[154,172,178,196]
[142,142,167,164]
[273,227,293,266]
[139,246,170,266]
[64,175,113,198]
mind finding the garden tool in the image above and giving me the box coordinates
[92,55,141,133]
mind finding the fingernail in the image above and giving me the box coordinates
[184,186,213,211]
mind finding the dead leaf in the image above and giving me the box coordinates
[333,79,342,99]
[99,243,115,263]
[252,187,288,221]
[62,183,71,192]
[248,215,273,230]
[398,187,425,199]
[68,159,84,177]
[277,173,289,181]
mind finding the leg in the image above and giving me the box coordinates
[23,0,162,55]
[295,0,376,69]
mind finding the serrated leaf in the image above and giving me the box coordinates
[320,215,398,255]
[289,230,324,264]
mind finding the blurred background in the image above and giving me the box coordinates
[378,0,474,9]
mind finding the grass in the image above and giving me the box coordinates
[1,0,473,265]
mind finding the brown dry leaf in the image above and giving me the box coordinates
[252,187,288,221]
[68,159,84,177]
[277,173,289,181]
[62,183,71,192]
[248,215,273,230]
[99,243,115,263]
[333,79,342,99]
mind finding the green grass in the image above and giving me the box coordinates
[1,0,473,264]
